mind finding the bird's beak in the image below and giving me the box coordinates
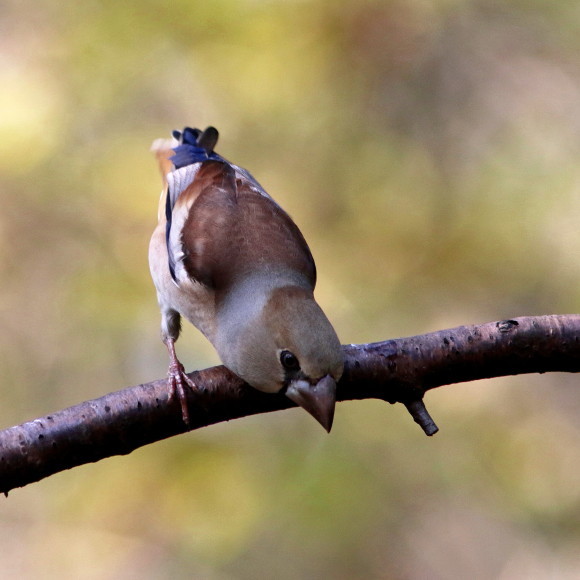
[285,374,336,433]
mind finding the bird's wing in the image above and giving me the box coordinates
[230,174,317,287]
[168,159,317,291]
[168,160,238,287]
[159,127,317,291]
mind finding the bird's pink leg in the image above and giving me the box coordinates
[165,338,196,425]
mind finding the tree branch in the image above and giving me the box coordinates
[1,315,579,495]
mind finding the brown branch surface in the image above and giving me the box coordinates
[1,315,579,495]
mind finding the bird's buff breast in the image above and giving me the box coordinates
[149,225,217,341]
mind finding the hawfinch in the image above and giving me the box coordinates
[149,127,343,431]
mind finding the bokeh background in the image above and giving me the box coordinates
[2,0,580,578]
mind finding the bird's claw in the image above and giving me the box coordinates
[167,361,196,426]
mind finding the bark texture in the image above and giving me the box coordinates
[1,315,579,495]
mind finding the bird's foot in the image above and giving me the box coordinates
[167,360,196,426]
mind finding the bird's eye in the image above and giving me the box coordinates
[280,350,300,371]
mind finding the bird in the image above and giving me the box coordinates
[149,126,343,431]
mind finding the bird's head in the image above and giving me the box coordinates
[215,284,343,432]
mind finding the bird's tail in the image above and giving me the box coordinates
[170,126,221,169]
[151,126,222,179]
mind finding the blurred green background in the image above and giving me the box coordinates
[2,0,580,577]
